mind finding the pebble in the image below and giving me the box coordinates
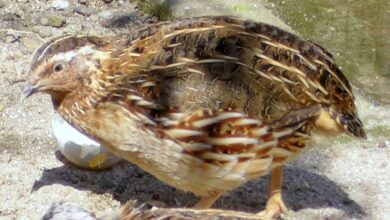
[0,153,11,163]
[0,103,5,112]
[377,140,387,148]
[102,0,113,3]
[31,26,53,38]
[100,11,138,28]
[90,15,99,22]
[0,0,5,8]
[62,8,74,17]
[145,200,167,208]
[52,0,70,10]
[98,10,115,19]
[74,6,95,16]
[86,29,100,36]
[41,13,66,27]
[3,34,20,43]
[3,13,19,21]
[21,37,41,51]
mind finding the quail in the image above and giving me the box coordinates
[23,16,366,219]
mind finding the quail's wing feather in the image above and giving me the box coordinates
[113,17,352,120]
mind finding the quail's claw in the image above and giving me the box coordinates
[258,191,288,219]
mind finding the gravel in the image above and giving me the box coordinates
[52,0,70,11]
[74,6,95,16]
[40,13,66,27]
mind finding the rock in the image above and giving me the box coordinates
[0,153,11,163]
[100,18,112,27]
[62,8,74,16]
[98,10,115,19]
[3,13,19,22]
[86,30,100,36]
[21,37,41,52]
[145,200,167,208]
[5,6,25,20]
[74,6,95,16]
[52,0,70,10]
[78,0,87,5]
[90,15,99,22]
[0,0,5,8]
[3,34,20,43]
[41,13,66,27]
[49,28,64,37]
[100,11,139,28]
[378,140,387,148]
[21,13,34,27]
[31,26,53,38]
[0,103,5,112]
[102,0,113,3]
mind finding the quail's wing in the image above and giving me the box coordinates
[76,100,311,179]
[111,16,364,137]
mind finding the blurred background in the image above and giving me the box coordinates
[268,0,390,104]
[139,0,390,103]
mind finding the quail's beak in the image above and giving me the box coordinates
[21,82,39,100]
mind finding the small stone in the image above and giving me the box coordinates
[378,140,387,148]
[41,13,66,27]
[102,0,113,3]
[40,17,48,26]
[0,153,11,163]
[0,0,5,8]
[145,200,167,208]
[98,10,114,19]
[4,34,21,43]
[100,18,111,27]
[90,15,99,22]
[21,37,41,51]
[62,8,74,16]
[87,30,100,36]
[74,6,95,16]
[52,0,70,10]
[0,103,5,112]
[21,14,34,27]
[3,13,19,21]
[31,26,53,38]
[100,11,139,28]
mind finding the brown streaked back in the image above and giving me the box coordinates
[110,16,365,139]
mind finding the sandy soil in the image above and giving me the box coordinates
[0,1,389,219]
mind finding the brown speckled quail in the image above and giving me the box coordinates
[23,16,366,219]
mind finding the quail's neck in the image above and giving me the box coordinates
[57,83,109,131]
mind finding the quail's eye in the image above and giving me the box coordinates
[53,63,64,72]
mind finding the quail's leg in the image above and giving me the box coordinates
[258,166,288,219]
[193,193,221,209]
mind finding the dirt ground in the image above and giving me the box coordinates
[0,1,389,220]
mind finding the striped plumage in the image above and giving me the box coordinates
[23,16,365,218]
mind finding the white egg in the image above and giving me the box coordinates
[52,114,121,170]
